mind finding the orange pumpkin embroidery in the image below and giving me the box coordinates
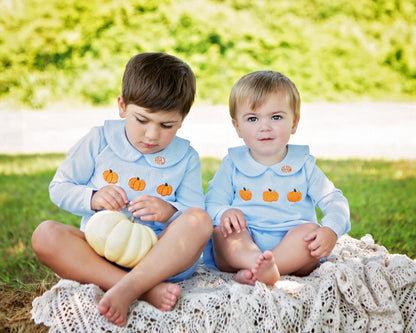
[287,189,302,202]
[103,169,118,184]
[128,177,146,191]
[239,187,252,201]
[281,165,292,173]
[157,183,172,196]
[263,189,279,202]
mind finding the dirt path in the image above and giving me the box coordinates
[1,102,415,160]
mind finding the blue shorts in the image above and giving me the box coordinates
[248,227,287,252]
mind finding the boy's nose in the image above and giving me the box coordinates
[259,120,272,131]
[145,125,159,140]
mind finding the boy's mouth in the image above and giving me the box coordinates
[142,142,158,149]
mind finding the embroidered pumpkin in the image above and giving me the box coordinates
[157,183,172,196]
[129,177,146,191]
[263,189,279,202]
[287,189,302,202]
[281,165,292,173]
[239,187,252,201]
[85,210,158,268]
[103,169,118,184]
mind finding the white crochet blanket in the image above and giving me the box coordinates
[31,235,416,332]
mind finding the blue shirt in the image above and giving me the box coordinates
[49,119,205,231]
[205,145,350,238]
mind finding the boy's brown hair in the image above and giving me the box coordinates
[122,52,196,118]
[229,71,300,122]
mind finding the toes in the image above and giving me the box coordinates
[107,309,126,327]
[98,299,110,315]
[262,250,273,261]
[160,285,180,311]
[167,284,181,297]
[114,316,127,327]
[98,297,127,327]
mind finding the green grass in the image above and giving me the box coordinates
[1,154,415,288]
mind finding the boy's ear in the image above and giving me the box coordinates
[118,95,127,118]
[291,118,299,134]
[232,119,242,138]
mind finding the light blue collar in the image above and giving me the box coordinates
[228,144,310,176]
[104,119,190,168]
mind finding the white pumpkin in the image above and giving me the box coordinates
[85,210,158,268]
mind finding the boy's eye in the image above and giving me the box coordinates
[161,124,174,129]
[247,116,258,122]
[272,115,282,120]
[136,117,146,123]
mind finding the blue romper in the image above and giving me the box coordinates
[203,144,350,270]
[50,119,205,282]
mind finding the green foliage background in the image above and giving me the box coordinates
[1,0,415,108]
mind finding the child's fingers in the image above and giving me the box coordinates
[224,217,234,235]
[304,230,317,242]
[109,188,128,208]
[219,223,228,238]
[230,217,242,233]
[117,189,129,205]
[221,227,228,238]
[106,194,126,210]
[100,186,128,208]
[138,213,155,221]
[309,240,331,259]
[129,194,155,205]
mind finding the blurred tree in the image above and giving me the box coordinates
[0,0,415,108]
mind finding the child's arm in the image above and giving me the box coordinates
[305,159,350,258]
[49,127,106,216]
[205,156,236,227]
[168,149,205,212]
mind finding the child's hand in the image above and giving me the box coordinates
[91,185,129,211]
[219,208,247,238]
[128,195,177,223]
[304,226,337,259]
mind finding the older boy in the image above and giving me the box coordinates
[32,53,212,327]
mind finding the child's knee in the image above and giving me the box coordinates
[183,207,213,236]
[287,222,319,238]
[32,220,61,256]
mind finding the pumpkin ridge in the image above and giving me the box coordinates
[99,213,120,250]
[104,214,128,256]
[106,219,122,241]
[118,220,137,267]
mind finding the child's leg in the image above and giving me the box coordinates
[32,220,125,290]
[211,227,279,286]
[97,207,212,327]
[272,223,321,276]
[31,212,210,324]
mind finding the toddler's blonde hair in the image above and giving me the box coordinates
[229,71,300,122]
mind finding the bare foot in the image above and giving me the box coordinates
[232,269,257,286]
[141,282,181,311]
[98,281,134,327]
[98,281,181,327]
[252,250,280,286]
